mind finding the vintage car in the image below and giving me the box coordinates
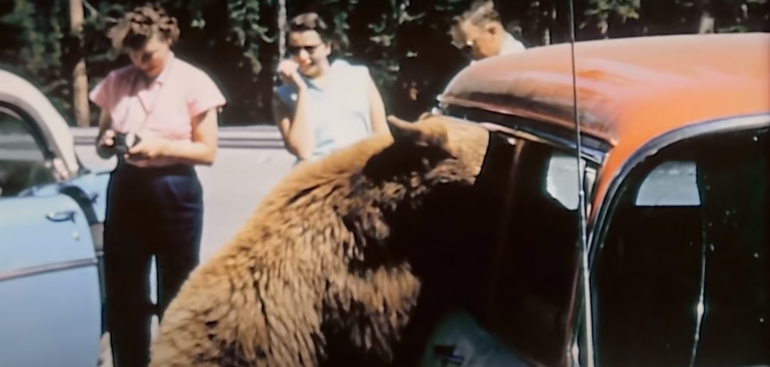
[0,67,157,366]
[421,32,769,367]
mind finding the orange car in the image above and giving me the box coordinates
[427,32,770,367]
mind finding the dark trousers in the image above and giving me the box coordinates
[103,162,203,367]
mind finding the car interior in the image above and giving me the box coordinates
[481,139,581,367]
[416,130,584,367]
[592,127,769,367]
[593,158,704,367]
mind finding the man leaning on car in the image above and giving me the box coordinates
[449,0,527,63]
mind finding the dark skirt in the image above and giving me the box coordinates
[102,162,203,367]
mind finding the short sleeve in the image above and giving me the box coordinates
[89,72,115,111]
[350,64,373,93]
[187,69,227,117]
[275,84,297,112]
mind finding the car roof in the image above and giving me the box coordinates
[438,32,770,150]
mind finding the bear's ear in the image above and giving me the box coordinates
[387,115,449,150]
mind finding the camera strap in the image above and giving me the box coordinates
[118,59,176,136]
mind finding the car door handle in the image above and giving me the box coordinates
[46,210,77,223]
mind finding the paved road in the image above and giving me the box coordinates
[75,144,697,258]
[77,145,296,367]
[75,145,296,261]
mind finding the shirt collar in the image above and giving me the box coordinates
[154,51,176,85]
[303,59,346,91]
[499,33,527,56]
[135,51,175,86]
[468,33,526,65]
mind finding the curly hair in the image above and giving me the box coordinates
[107,2,180,53]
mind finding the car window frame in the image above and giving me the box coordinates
[438,106,604,210]
[0,68,83,179]
[0,101,64,195]
[579,112,770,367]
[437,108,603,367]
[439,105,609,166]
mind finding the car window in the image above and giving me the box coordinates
[413,133,585,367]
[635,160,700,206]
[591,126,769,367]
[546,150,596,210]
[480,140,582,366]
[0,107,54,197]
[688,128,768,367]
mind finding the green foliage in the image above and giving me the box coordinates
[1,0,767,126]
[585,0,640,20]
[1,0,69,113]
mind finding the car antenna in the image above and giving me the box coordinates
[568,0,596,366]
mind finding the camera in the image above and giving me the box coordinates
[113,131,141,154]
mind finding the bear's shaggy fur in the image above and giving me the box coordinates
[148,114,509,367]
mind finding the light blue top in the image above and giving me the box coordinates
[276,59,374,162]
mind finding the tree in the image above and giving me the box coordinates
[2,0,767,126]
[69,0,90,127]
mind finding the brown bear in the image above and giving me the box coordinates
[148,113,513,367]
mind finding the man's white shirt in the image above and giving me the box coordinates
[470,32,526,65]
[500,32,527,55]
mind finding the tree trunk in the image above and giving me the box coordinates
[275,0,287,89]
[69,0,90,127]
[541,1,556,45]
[277,0,286,59]
[599,18,609,39]
[697,0,715,34]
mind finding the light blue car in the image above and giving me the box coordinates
[0,67,153,367]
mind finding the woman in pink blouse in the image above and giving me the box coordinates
[89,4,226,367]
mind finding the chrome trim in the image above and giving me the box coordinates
[438,114,606,165]
[0,257,98,282]
[440,105,612,163]
[0,104,22,120]
[584,112,770,367]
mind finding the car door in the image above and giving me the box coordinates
[586,118,770,367]
[0,106,101,367]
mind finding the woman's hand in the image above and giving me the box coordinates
[124,108,219,167]
[96,129,118,158]
[277,59,308,92]
[124,135,169,166]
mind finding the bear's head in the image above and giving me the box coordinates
[259,113,512,283]
[236,113,514,364]
[358,114,511,285]
[362,113,492,195]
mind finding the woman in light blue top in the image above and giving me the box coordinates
[272,12,390,163]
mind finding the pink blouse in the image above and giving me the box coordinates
[89,52,226,141]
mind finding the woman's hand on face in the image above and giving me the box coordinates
[277,59,308,92]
